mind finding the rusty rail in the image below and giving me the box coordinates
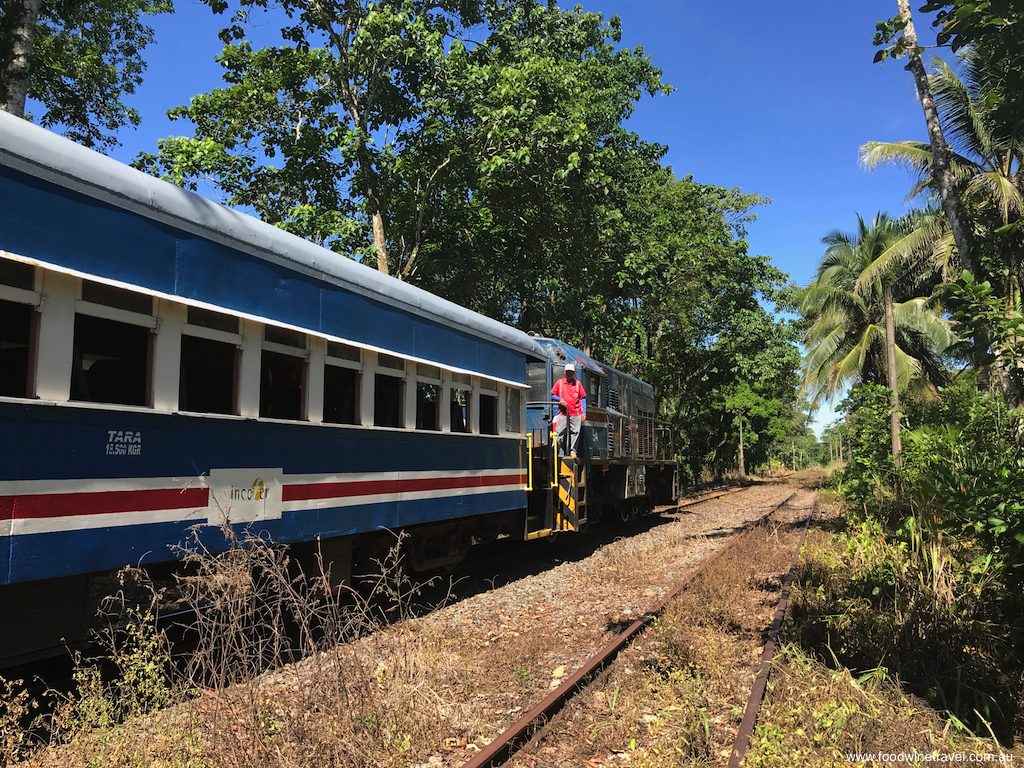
[460,490,799,768]
[726,499,816,768]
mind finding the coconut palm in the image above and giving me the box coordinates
[861,49,1024,304]
[802,213,956,456]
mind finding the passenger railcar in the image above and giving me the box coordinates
[0,113,677,664]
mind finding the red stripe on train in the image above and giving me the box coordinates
[0,487,210,520]
[282,473,527,502]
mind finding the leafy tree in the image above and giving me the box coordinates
[136,1,800,478]
[578,171,798,480]
[920,0,1024,131]
[0,0,171,148]
[137,0,669,285]
[835,383,896,514]
[947,270,1024,398]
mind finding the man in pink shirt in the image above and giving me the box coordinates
[551,363,587,458]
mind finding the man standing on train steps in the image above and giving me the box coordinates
[552,363,587,458]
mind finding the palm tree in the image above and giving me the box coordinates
[861,49,1024,305]
[888,0,976,275]
[801,213,956,458]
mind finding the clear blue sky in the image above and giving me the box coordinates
[91,0,937,432]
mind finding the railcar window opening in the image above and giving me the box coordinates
[0,299,34,397]
[377,353,406,372]
[260,349,306,420]
[504,387,522,434]
[259,326,308,420]
[415,382,440,431]
[526,362,548,404]
[264,325,306,349]
[479,392,498,436]
[0,260,36,292]
[71,314,151,406]
[450,387,470,433]
[374,373,403,428]
[186,306,240,336]
[327,341,361,366]
[323,364,359,425]
[179,335,237,415]
[81,280,153,317]
[263,327,308,359]
[414,363,442,432]
[416,364,441,383]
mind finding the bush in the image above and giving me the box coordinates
[836,384,897,517]
[790,524,1019,739]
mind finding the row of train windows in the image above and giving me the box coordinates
[0,281,518,434]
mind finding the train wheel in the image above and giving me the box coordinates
[618,501,632,524]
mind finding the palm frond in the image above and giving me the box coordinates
[964,170,1024,223]
[892,297,957,353]
[860,141,932,174]
[892,343,923,391]
[930,56,993,161]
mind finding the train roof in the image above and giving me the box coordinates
[0,113,545,369]
[533,338,655,397]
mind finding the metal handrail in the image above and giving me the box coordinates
[526,432,533,491]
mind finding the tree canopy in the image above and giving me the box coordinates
[0,0,171,147]
[132,0,802,479]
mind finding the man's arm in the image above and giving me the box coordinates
[550,381,563,414]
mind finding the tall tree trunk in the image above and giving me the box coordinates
[737,415,746,477]
[884,283,903,462]
[366,187,389,275]
[895,0,976,275]
[1,0,42,117]
[354,142,389,275]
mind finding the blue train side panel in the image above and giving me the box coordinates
[0,166,525,384]
[0,402,527,586]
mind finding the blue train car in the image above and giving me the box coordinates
[0,113,545,662]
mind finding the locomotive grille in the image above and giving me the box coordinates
[607,388,620,455]
[638,410,655,458]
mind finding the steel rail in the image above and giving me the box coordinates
[726,498,815,768]
[460,489,799,768]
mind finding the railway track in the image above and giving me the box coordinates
[459,488,809,768]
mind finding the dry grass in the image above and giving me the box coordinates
[11,532,491,768]
[4,489,801,768]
